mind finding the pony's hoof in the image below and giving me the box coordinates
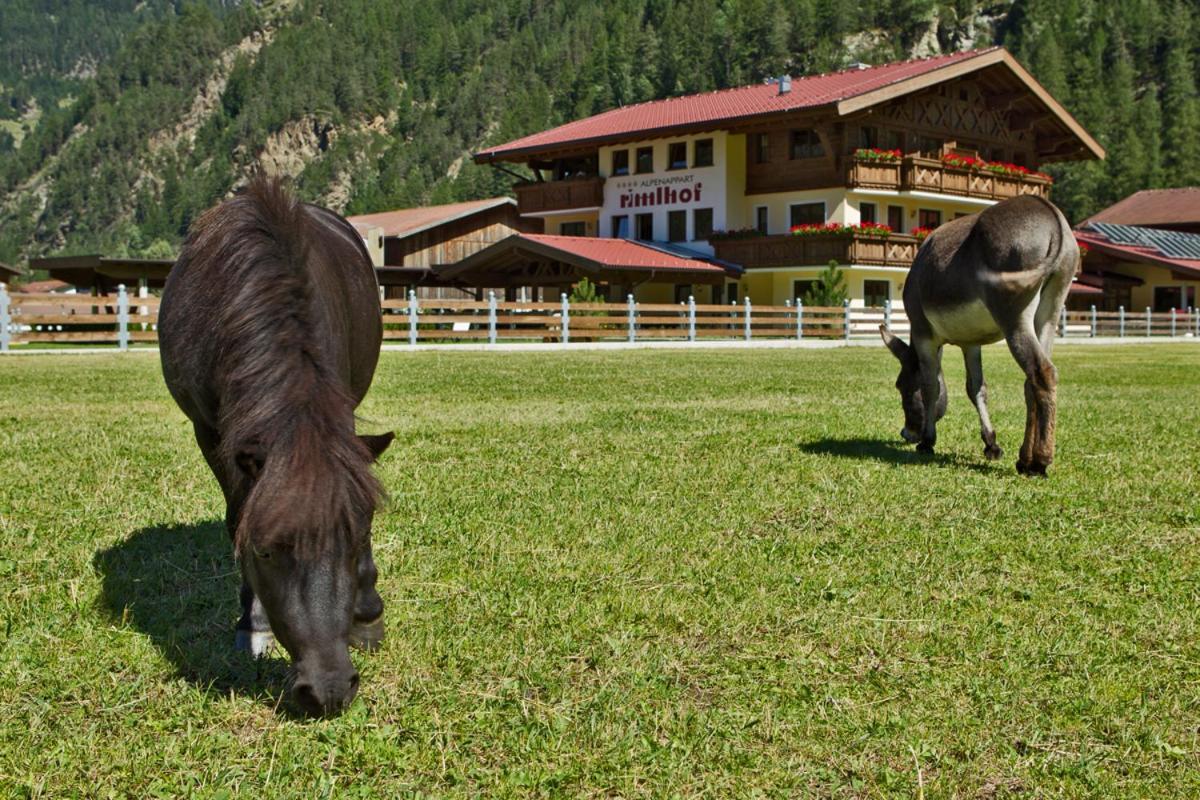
[984,444,1003,461]
[916,442,935,454]
[235,629,276,658]
[350,616,385,652]
[1015,460,1048,477]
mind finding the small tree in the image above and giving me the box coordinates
[803,260,848,307]
[569,276,603,305]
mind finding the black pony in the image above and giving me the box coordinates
[159,178,393,716]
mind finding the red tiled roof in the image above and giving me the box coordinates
[520,234,726,273]
[478,49,997,159]
[347,197,514,238]
[1075,230,1200,279]
[1081,188,1200,228]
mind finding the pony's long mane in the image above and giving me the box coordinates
[179,177,382,558]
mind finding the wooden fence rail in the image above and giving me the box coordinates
[2,282,1199,352]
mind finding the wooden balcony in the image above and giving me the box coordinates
[711,232,921,270]
[514,176,605,214]
[846,156,1052,200]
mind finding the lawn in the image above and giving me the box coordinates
[1,345,1198,797]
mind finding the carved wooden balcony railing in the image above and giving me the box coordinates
[846,156,1052,200]
[514,176,605,214]
[711,232,921,270]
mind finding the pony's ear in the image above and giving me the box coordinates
[235,445,266,480]
[879,324,910,361]
[359,432,394,462]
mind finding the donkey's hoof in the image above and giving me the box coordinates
[350,616,385,652]
[235,629,276,657]
[916,442,935,455]
[984,444,1003,461]
[1015,460,1048,477]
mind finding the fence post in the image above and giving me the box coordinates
[843,299,851,342]
[0,282,10,353]
[407,290,418,345]
[1119,305,1125,338]
[883,298,892,330]
[487,291,497,345]
[561,292,570,344]
[117,284,130,352]
[687,295,696,342]
[743,296,752,341]
[627,294,636,343]
[796,298,803,340]
[1194,307,1199,338]
[1059,306,1066,337]
[1089,304,1097,338]
[1145,306,1151,338]
[1171,308,1177,338]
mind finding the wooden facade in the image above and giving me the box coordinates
[382,202,539,269]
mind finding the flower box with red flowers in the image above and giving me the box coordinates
[911,226,935,242]
[789,222,893,239]
[853,147,903,163]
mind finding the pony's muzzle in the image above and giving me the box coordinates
[292,662,360,717]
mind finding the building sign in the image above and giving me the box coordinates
[614,175,705,209]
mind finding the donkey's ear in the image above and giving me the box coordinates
[879,324,910,360]
[235,445,266,480]
[359,432,394,462]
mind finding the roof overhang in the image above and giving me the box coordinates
[1076,234,1200,280]
[836,49,1104,161]
[27,255,176,290]
[349,197,517,240]
[438,234,734,287]
[475,49,1103,166]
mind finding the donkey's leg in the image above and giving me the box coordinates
[192,422,276,655]
[914,338,944,453]
[1005,326,1057,476]
[349,543,385,651]
[963,345,1002,460]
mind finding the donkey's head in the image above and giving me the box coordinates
[879,325,945,444]
[235,430,393,717]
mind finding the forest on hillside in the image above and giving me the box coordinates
[0,0,1198,263]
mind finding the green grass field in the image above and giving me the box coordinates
[2,345,1199,797]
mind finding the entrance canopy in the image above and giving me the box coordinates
[437,233,739,288]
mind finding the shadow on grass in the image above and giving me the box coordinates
[798,436,999,474]
[93,521,293,713]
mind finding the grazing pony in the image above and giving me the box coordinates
[159,178,393,716]
[879,195,1078,475]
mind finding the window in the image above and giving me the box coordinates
[864,280,890,307]
[612,149,629,176]
[860,202,877,225]
[636,146,654,174]
[790,129,824,159]
[559,221,586,236]
[668,142,688,170]
[754,133,770,164]
[793,279,817,303]
[712,285,724,305]
[918,209,942,229]
[918,136,942,157]
[727,282,739,303]
[635,213,654,241]
[859,126,878,149]
[755,206,769,234]
[693,208,714,240]
[674,284,693,304]
[882,129,903,151]
[888,205,904,233]
[789,202,825,227]
[668,210,687,242]
[694,138,714,167]
[612,215,629,238]
[1154,286,1185,312]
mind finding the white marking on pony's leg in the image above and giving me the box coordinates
[963,346,1001,460]
[235,629,277,657]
